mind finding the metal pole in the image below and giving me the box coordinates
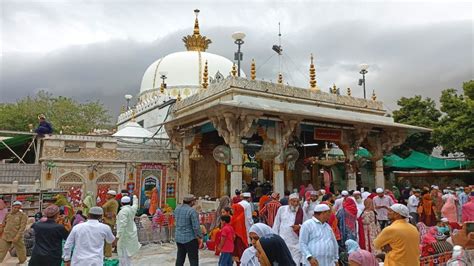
[237,42,242,77]
[363,72,366,99]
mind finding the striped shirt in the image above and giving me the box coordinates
[299,217,338,266]
[260,199,281,227]
[174,204,202,244]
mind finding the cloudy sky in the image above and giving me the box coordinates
[1,0,473,119]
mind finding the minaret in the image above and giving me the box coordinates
[309,54,319,91]
[250,59,256,80]
[202,60,209,89]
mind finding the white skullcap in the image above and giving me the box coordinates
[107,190,117,196]
[89,206,104,215]
[242,192,251,198]
[433,186,439,190]
[390,204,410,218]
[441,217,449,223]
[314,204,330,212]
[121,196,131,203]
[320,189,326,194]
[341,190,349,196]
[12,201,22,206]
[289,193,299,200]
[376,188,384,193]
[431,185,436,188]
[310,191,318,196]
[353,191,361,195]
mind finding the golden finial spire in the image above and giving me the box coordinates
[371,90,377,101]
[278,73,283,84]
[131,110,136,122]
[347,88,352,97]
[177,92,182,101]
[182,9,212,52]
[309,54,319,91]
[250,59,256,80]
[332,84,337,94]
[120,105,126,113]
[160,82,165,94]
[231,63,237,77]
[202,60,209,89]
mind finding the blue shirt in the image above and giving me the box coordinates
[299,217,338,266]
[174,204,202,244]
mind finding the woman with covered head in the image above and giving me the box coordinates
[231,203,249,265]
[255,234,296,266]
[345,239,377,266]
[82,191,95,216]
[361,198,380,254]
[241,223,274,266]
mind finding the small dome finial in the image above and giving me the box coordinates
[193,9,200,35]
[371,90,377,101]
[202,60,209,89]
[347,88,352,97]
[251,59,256,80]
[309,54,319,91]
[231,63,237,77]
[332,84,337,94]
[131,110,136,122]
[177,92,182,102]
[277,73,283,84]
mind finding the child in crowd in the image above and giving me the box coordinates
[217,215,234,266]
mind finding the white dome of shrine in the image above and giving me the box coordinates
[138,9,245,99]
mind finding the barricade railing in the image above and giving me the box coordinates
[134,211,216,245]
[420,251,453,266]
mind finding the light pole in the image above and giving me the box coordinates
[358,63,369,99]
[232,31,246,77]
[124,94,133,110]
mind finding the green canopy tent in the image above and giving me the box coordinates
[0,131,37,164]
[390,151,469,170]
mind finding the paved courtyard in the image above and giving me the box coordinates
[2,243,219,266]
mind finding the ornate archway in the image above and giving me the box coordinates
[96,173,120,206]
[57,172,85,207]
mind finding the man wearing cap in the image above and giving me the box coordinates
[373,188,394,229]
[273,193,303,265]
[300,204,339,266]
[35,114,53,136]
[333,190,349,213]
[408,189,421,225]
[174,194,202,266]
[260,192,281,227]
[116,195,140,266]
[238,192,254,235]
[102,190,119,257]
[374,204,420,266]
[353,191,364,217]
[29,204,69,266]
[63,206,115,266]
[302,191,320,222]
[0,201,28,264]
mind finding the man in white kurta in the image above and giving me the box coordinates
[353,191,365,218]
[63,207,115,266]
[116,195,141,266]
[239,192,254,235]
[302,191,319,221]
[273,193,303,265]
[299,204,339,266]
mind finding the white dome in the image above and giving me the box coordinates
[113,121,153,142]
[140,51,245,95]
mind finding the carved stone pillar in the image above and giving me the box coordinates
[178,136,193,203]
[230,142,243,197]
[374,159,385,189]
[339,127,370,191]
[273,124,285,197]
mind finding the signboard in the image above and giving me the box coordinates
[314,128,342,142]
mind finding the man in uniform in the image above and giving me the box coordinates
[0,201,28,264]
[101,190,119,257]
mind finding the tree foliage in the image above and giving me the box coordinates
[433,83,474,159]
[392,95,441,157]
[0,91,111,134]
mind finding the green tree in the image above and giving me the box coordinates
[0,91,111,134]
[433,83,474,159]
[392,95,441,157]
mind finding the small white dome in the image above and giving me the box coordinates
[140,51,245,96]
[113,121,153,142]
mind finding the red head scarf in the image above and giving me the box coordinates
[231,203,249,246]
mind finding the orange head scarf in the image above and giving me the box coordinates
[364,198,375,212]
[231,203,249,247]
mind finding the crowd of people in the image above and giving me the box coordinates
[0,190,141,266]
[1,183,473,266]
[176,184,474,266]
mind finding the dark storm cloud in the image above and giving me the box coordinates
[1,18,472,119]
